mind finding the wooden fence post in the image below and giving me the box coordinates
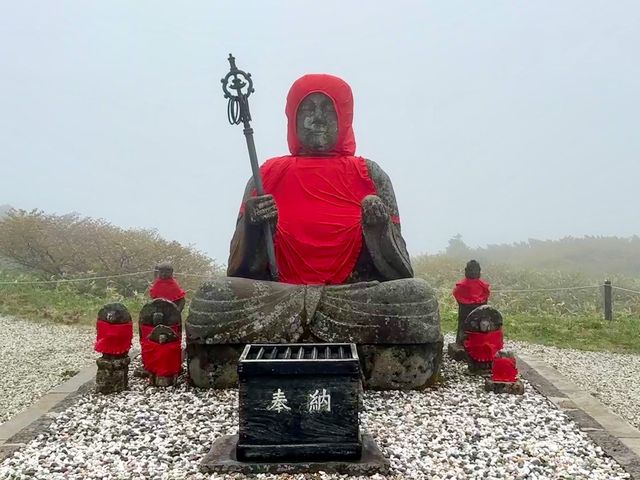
[604,280,613,321]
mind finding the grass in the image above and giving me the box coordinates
[440,305,640,355]
[0,270,146,326]
[1,267,639,355]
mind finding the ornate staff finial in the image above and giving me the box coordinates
[221,53,254,125]
[219,54,279,280]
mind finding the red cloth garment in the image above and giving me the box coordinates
[463,329,504,362]
[241,74,384,285]
[149,278,186,302]
[139,324,182,376]
[491,357,518,383]
[94,320,133,355]
[453,278,491,304]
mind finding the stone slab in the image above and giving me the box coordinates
[518,353,640,479]
[200,433,390,475]
[49,364,98,394]
[0,393,68,442]
[0,352,141,456]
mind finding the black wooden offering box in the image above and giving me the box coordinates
[236,343,362,462]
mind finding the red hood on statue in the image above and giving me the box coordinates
[244,74,378,285]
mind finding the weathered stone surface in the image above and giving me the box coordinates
[200,433,389,475]
[358,342,443,390]
[186,342,445,391]
[186,278,442,389]
[95,303,132,394]
[484,378,525,395]
[95,355,130,394]
[139,298,181,330]
[148,324,180,387]
[447,342,467,362]
[463,305,503,333]
[463,305,503,376]
[187,344,244,389]
[139,299,182,387]
[187,278,439,345]
[453,302,485,350]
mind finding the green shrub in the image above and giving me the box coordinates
[0,209,221,296]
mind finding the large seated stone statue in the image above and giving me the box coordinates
[186,74,442,389]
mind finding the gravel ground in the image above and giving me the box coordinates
[0,315,94,423]
[0,353,630,480]
[510,340,640,430]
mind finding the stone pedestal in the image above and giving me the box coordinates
[447,342,467,362]
[200,434,389,476]
[484,378,525,395]
[149,374,178,387]
[358,341,443,390]
[467,359,493,377]
[95,355,130,394]
[187,341,443,390]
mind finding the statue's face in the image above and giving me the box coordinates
[465,266,481,279]
[155,265,173,279]
[296,93,338,154]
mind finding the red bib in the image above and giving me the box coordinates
[139,324,182,377]
[453,278,491,304]
[149,278,186,302]
[463,329,504,362]
[94,320,133,355]
[259,155,376,285]
[491,357,518,383]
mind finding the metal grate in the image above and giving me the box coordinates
[243,343,354,361]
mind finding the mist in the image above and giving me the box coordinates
[1,1,638,265]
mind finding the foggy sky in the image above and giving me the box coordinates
[1,1,638,266]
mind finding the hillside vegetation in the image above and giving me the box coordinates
[0,209,219,324]
[0,209,219,295]
[0,210,638,352]
[443,233,640,278]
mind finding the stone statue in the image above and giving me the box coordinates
[462,305,503,375]
[150,261,186,313]
[186,74,442,390]
[139,298,183,387]
[448,260,490,361]
[94,303,133,394]
[484,351,524,395]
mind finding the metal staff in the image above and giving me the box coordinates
[221,54,279,281]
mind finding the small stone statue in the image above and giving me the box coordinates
[150,261,186,312]
[94,303,133,394]
[462,305,503,375]
[448,260,490,361]
[139,298,182,386]
[186,74,442,390]
[484,351,525,395]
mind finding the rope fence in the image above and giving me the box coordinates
[611,285,640,295]
[0,269,638,320]
[0,270,214,286]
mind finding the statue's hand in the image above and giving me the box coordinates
[361,195,389,227]
[245,194,278,226]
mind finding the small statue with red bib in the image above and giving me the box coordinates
[448,260,491,360]
[150,262,186,312]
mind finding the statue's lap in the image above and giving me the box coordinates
[185,277,443,390]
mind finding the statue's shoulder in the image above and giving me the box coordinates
[260,155,292,171]
[362,158,398,213]
[363,158,391,184]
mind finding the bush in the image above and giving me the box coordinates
[413,254,640,318]
[0,209,220,296]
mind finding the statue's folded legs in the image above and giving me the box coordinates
[186,277,442,389]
